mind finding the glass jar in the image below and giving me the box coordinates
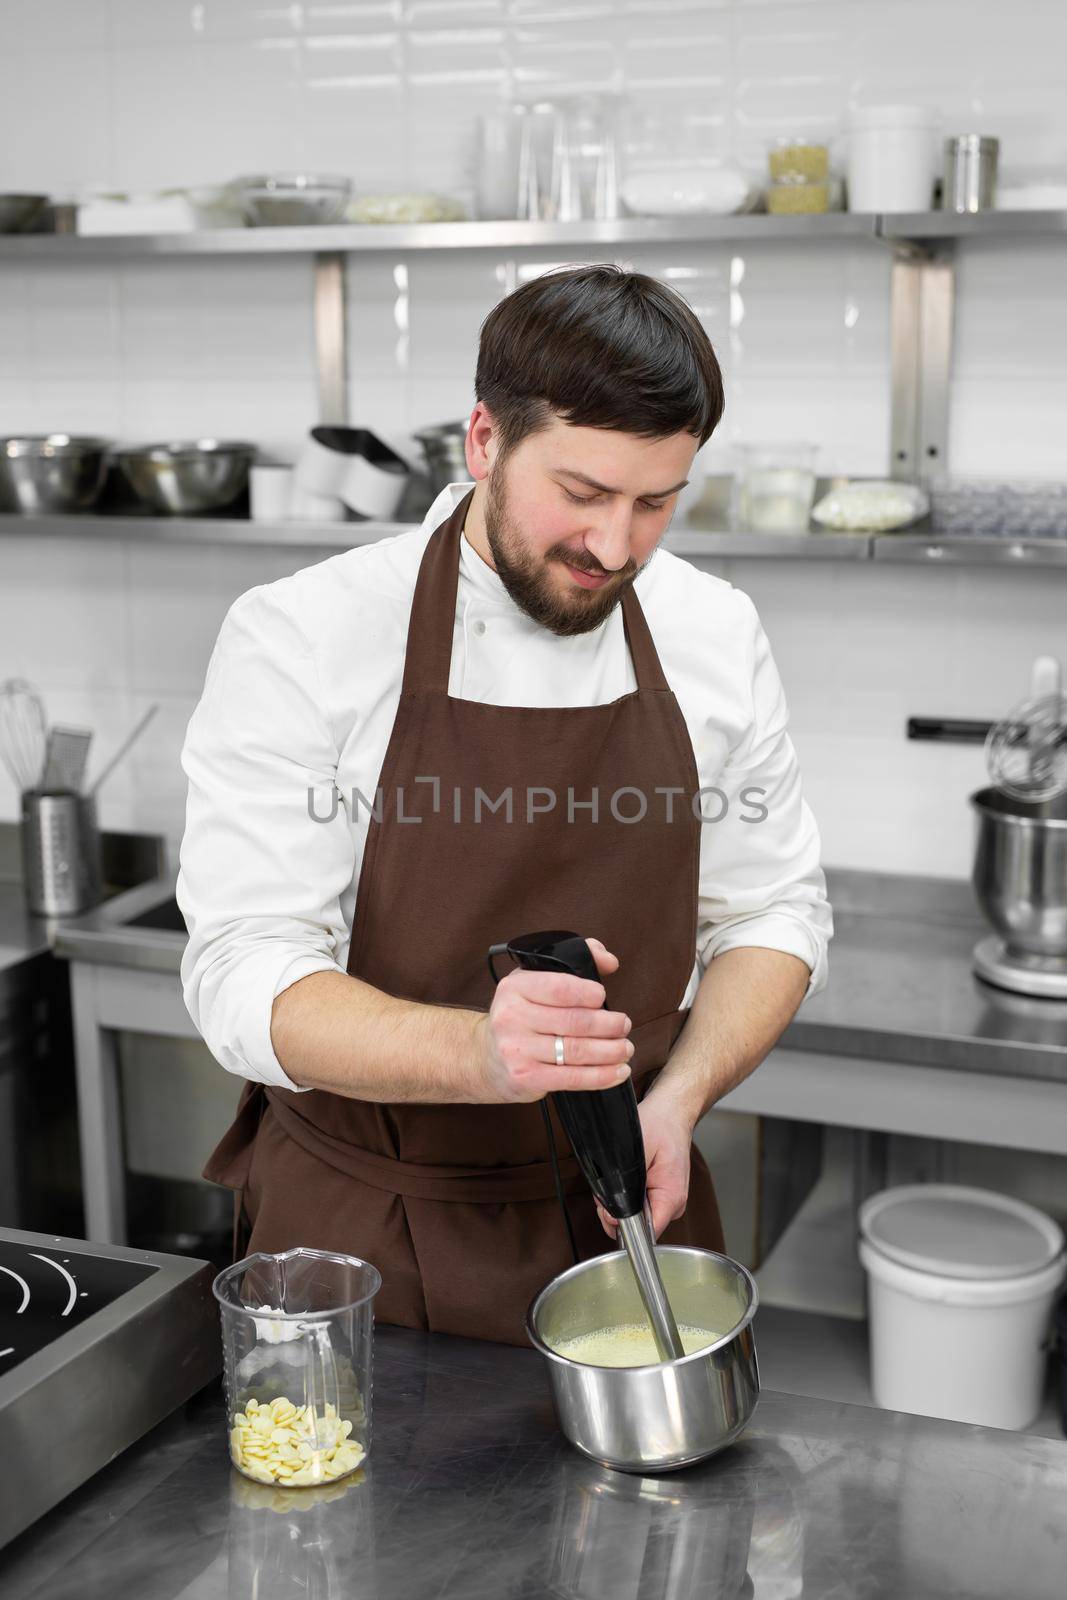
[735,443,818,535]
[767,180,829,215]
[768,140,830,184]
[214,1247,381,1488]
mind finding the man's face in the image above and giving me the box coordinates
[482,417,698,637]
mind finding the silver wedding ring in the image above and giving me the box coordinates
[554,1035,566,1067]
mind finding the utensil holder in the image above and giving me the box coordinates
[20,789,102,916]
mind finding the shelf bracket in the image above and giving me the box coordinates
[886,235,956,486]
[313,252,348,425]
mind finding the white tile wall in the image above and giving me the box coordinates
[699,557,1067,877]
[0,0,1065,883]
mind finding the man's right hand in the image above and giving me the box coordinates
[476,937,634,1104]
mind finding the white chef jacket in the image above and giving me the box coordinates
[178,483,832,1092]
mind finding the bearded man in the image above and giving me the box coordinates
[180,264,831,1343]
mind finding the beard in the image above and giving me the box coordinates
[483,462,644,638]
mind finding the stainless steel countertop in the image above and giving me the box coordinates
[52,873,188,975]
[4,1324,1066,1599]
[50,866,1067,1081]
[0,881,52,976]
[792,868,1067,1081]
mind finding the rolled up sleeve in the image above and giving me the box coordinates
[177,587,353,1089]
[696,592,832,1002]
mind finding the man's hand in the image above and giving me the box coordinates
[596,1088,695,1241]
[476,937,634,1104]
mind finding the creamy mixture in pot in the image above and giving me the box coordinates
[550,1322,720,1368]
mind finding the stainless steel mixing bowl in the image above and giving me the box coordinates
[0,435,111,513]
[115,439,255,514]
[414,421,469,494]
[528,1246,759,1473]
[972,785,1067,956]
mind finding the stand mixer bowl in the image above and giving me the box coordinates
[528,1246,759,1473]
[971,786,1067,957]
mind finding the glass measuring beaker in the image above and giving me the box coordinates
[213,1247,381,1488]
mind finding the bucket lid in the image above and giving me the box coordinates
[848,103,937,131]
[859,1185,1065,1280]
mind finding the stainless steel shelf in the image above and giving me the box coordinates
[4,209,1064,261]
[872,532,1067,565]
[879,208,1067,242]
[4,511,1066,566]
[664,526,869,559]
[0,511,866,558]
[0,511,410,548]
[0,212,881,259]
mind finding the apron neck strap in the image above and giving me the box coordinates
[401,486,670,695]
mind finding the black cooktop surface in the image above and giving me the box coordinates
[0,1239,158,1373]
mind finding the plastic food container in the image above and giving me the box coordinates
[859,1185,1067,1429]
[735,442,818,534]
[847,105,937,212]
[811,479,929,532]
[214,1247,380,1487]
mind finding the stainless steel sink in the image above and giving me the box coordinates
[53,876,185,972]
[121,897,185,934]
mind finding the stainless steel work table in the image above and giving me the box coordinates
[51,867,1067,1244]
[0,880,50,976]
[4,1324,1066,1599]
[719,869,1067,1163]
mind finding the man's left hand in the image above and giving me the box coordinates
[595,1089,695,1241]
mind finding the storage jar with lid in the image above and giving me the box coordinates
[847,105,937,212]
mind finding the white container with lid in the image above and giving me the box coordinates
[847,104,937,212]
[859,1184,1066,1430]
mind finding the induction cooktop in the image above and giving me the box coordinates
[0,1238,158,1372]
[0,1226,220,1548]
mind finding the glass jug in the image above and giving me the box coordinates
[214,1247,381,1488]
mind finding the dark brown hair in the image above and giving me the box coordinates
[475,264,724,455]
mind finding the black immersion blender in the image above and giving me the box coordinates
[488,930,685,1363]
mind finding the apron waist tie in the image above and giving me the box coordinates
[203,1009,691,1206]
[265,1088,588,1204]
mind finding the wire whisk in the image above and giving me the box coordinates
[0,678,47,795]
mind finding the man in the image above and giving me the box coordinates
[180,264,831,1345]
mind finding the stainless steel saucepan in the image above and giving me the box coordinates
[528,1245,759,1473]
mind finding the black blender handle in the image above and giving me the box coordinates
[489,930,646,1221]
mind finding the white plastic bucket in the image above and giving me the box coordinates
[859,1185,1067,1430]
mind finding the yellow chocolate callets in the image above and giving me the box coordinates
[230,1395,365,1486]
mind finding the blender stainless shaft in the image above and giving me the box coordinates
[617,1211,685,1362]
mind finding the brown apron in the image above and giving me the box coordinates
[203,488,724,1345]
